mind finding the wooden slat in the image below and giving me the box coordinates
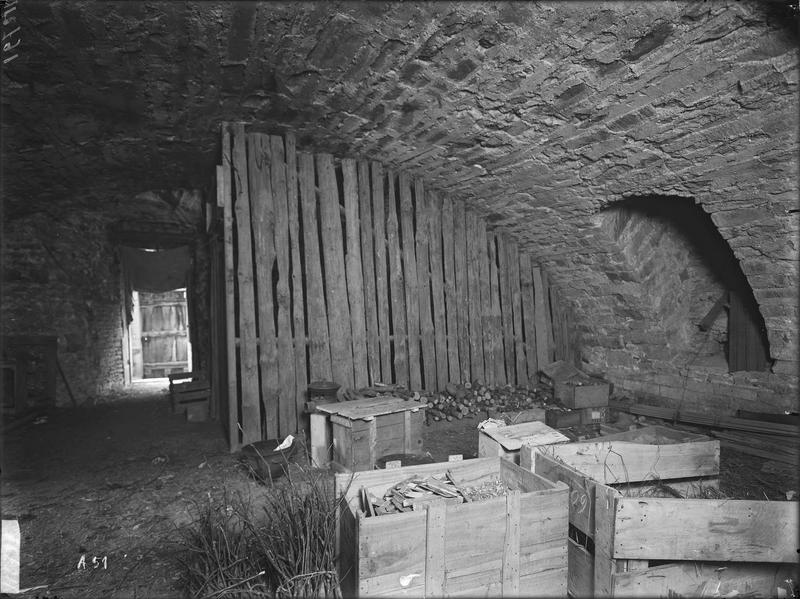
[414,179,436,390]
[593,484,620,596]
[519,253,538,380]
[208,231,220,420]
[299,152,332,381]
[614,497,798,562]
[386,172,408,386]
[477,222,493,387]
[453,201,470,382]
[358,160,380,386]
[441,196,460,383]
[497,233,515,383]
[428,191,449,391]
[612,561,797,598]
[343,159,369,389]
[542,270,556,363]
[399,173,422,390]
[531,452,596,536]
[218,151,238,450]
[542,438,720,483]
[247,133,279,440]
[285,133,307,425]
[568,539,594,598]
[502,490,521,595]
[372,162,391,383]
[532,265,551,372]
[508,238,527,386]
[317,153,355,389]
[466,212,484,383]
[270,135,297,436]
[488,232,506,385]
[425,501,446,595]
[231,123,261,446]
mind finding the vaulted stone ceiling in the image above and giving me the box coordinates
[3,1,799,371]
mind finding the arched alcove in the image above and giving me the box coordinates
[600,196,772,373]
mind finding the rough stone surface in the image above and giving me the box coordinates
[2,1,798,411]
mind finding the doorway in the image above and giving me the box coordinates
[129,289,192,380]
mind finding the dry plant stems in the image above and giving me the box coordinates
[247,465,349,598]
[178,492,271,598]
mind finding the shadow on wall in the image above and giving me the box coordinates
[600,196,772,373]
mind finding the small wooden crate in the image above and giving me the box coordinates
[478,420,570,464]
[539,360,610,409]
[334,457,569,597]
[523,426,798,597]
[546,406,608,429]
[316,396,425,471]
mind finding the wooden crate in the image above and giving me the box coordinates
[545,406,608,429]
[478,421,570,464]
[334,457,569,597]
[522,427,798,598]
[316,396,425,471]
[539,360,610,409]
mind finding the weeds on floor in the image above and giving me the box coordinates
[179,464,347,598]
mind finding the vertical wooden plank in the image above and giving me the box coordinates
[428,191,449,391]
[532,265,551,370]
[497,233,516,384]
[466,212,485,383]
[403,410,412,453]
[542,269,556,363]
[425,501,446,596]
[399,173,422,390]
[358,160,380,386]
[519,253,538,379]
[502,490,521,595]
[453,201,470,382]
[343,159,369,389]
[372,162,391,383]
[299,152,332,381]
[489,232,506,385]
[508,239,527,386]
[441,196,460,383]
[231,123,261,446]
[219,154,238,450]
[415,179,436,390]
[386,172,408,385]
[478,222,494,387]
[594,486,621,597]
[317,153,355,389]
[207,231,219,419]
[270,135,297,436]
[285,133,307,428]
[247,133,279,440]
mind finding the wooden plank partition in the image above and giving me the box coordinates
[216,124,577,448]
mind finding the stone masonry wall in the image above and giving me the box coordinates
[1,212,125,406]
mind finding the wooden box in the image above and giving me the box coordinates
[523,426,797,598]
[334,457,569,597]
[555,379,610,409]
[316,396,425,471]
[478,421,570,464]
[546,406,608,429]
[539,360,609,409]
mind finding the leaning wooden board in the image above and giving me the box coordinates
[335,457,569,597]
[531,448,798,597]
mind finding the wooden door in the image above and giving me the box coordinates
[139,290,190,378]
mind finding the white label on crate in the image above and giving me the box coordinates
[448,454,463,462]
[591,411,601,420]
[385,460,402,469]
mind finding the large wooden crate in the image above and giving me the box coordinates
[521,426,798,598]
[334,457,569,597]
[317,396,425,471]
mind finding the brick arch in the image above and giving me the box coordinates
[598,195,772,372]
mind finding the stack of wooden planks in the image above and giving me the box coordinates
[610,401,799,465]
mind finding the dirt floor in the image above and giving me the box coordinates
[1,386,796,598]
